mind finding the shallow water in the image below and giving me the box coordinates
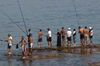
[0,0,100,66]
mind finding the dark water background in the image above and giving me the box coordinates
[0,0,100,66]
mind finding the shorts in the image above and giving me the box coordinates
[67,37,72,41]
[89,36,93,39]
[47,37,52,42]
[62,35,65,40]
[22,45,26,52]
[73,36,76,43]
[29,43,33,48]
[8,43,12,49]
[80,34,84,39]
[38,38,42,42]
[85,34,88,40]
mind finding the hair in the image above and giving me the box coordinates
[62,27,64,29]
[78,26,81,29]
[47,28,50,31]
[40,29,42,31]
[73,29,76,31]
[28,29,31,32]
[85,26,87,29]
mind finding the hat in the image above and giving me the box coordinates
[68,28,71,30]
[89,27,92,29]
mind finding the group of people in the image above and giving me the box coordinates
[1,26,93,59]
[57,26,93,47]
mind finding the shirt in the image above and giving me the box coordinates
[48,30,52,37]
[67,30,72,37]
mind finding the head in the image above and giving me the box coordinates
[8,34,11,37]
[78,26,81,29]
[85,26,88,29]
[47,28,50,31]
[89,27,92,30]
[68,28,71,31]
[73,29,76,31]
[40,29,42,32]
[28,29,31,32]
[62,27,64,29]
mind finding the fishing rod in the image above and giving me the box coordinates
[1,11,27,35]
[16,0,28,35]
[72,0,80,26]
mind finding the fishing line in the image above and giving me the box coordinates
[72,0,80,26]
[16,0,28,35]
[1,11,27,35]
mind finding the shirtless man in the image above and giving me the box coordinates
[61,27,66,47]
[16,36,28,59]
[4,34,13,55]
[84,26,89,45]
[37,29,43,48]
[78,26,84,46]
[29,34,33,56]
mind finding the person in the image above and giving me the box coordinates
[4,34,13,55]
[47,28,52,48]
[89,27,93,46]
[29,34,33,56]
[73,29,77,47]
[78,26,85,46]
[61,27,66,47]
[67,28,72,47]
[84,26,89,45]
[57,29,61,47]
[15,36,28,59]
[37,29,43,48]
[27,29,32,51]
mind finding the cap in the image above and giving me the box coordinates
[89,27,92,29]
[68,28,71,30]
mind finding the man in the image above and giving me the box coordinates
[89,27,93,46]
[29,34,33,56]
[67,28,72,47]
[57,29,61,47]
[73,29,77,47]
[37,29,43,48]
[27,29,32,50]
[84,26,89,45]
[78,26,84,46]
[47,28,52,48]
[4,34,13,55]
[61,27,66,47]
[16,36,28,59]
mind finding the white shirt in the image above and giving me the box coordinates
[8,36,13,46]
[90,30,93,36]
[67,30,72,37]
[48,30,52,37]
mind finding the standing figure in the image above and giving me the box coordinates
[67,28,72,47]
[47,28,52,48]
[73,29,77,47]
[4,34,13,55]
[37,29,43,48]
[27,29,32,50]
[78,26,85,46]
[84,26,89,45]
[16,36,28,59]
[89,27,93,46]
[61,27,66,47]
[57,29,61,47]
[29,34,33,56]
